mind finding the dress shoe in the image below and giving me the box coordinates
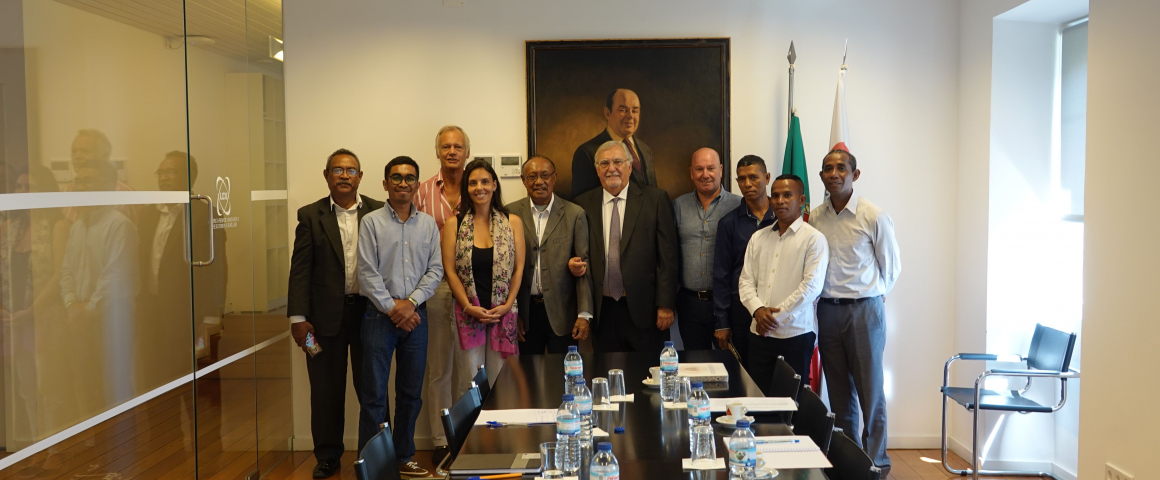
[313,459,340,479]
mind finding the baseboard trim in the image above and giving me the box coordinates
[886,435,941,449]
[946,436,1076,480]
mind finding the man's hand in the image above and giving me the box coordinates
[388,299,417,325]
[714,329,732,349]
[656,307,675,331]
[291,321,315,354]
[399,312,421,332]
[517,318,527,342]
[572,318,590,340]
[568,257,587,277]
[753,307,781,335]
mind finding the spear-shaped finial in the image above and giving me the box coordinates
[788,41,797,119]
[788,41,797,65]
[842,38,848,69]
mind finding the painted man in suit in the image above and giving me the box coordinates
[571,89,656,197]
[288,149,384,479]
[508,156,593,354]
[574,141,678,352]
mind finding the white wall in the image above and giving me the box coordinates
[284,0,961,449]
[1078,0,1160,478]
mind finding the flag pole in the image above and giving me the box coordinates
[787,41,797,122]
[842,38,848,71]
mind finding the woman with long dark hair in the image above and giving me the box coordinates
[441,159,525,388]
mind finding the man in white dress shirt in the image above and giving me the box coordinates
[809,149,901,475]
[739,174,828,396]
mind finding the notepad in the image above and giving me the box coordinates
[754,436,832,469]
[708,397,797,412]
[755,435,819,453]
[474,409,558,426]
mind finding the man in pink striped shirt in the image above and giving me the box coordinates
[417,125,467,466]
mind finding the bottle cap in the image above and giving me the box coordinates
[614,426,625,434]
[576,378,586,385]
[735,419,750,428]
[568,345,578,351]
[597,442,612,451]
[664,341,674,347]
[563,394,574,402]
[691,381,703,388]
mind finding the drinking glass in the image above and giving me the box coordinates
[690,425,716,467]
[540,442,563,479]
[591,377,611,406]
[608,369,626,399]
[678,376,692,403]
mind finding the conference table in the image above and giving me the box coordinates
[453,350,826,479]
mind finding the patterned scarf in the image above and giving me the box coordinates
[453,208,519,357]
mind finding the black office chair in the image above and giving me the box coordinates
[473,364,490,402]
[768,356,802,423]
[940,323,1079,480]
[824,428,881,480]
[435,382,483,476]
[354,422,401,480]
[790,385,836,455]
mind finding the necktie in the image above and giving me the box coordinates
[533,204,547,293]
[606,198,624,300]
[625,138,646,184]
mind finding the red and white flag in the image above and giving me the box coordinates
[828,66,850,153]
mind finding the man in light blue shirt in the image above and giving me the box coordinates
[356,156,443,476]
[672,148,741,350]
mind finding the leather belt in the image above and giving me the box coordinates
[681,288,713,301]
[344,294,361,305]
[819,297,873,305]
[530,295,545,304]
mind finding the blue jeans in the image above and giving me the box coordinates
[358,304,428,463]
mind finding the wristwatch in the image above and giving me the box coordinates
[407,297,419,307]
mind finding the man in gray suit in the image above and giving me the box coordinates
[508,156,594,354]
[571,89,657,198]
[574,141,679,352]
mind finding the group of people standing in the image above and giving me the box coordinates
[288,88,900,478]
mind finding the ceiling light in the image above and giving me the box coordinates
[269,37,284,62]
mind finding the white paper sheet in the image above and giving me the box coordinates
[708,397,797,412]
[755,435,819,453]
[474,409,558,426]
[592,403,619,411]
[757,450,832,469]
[609,394,635,402]
[681,458,726,470]
[663,401,688,410]
[593,427,609,437]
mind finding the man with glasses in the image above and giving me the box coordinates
[357,156,441,477]
[506,156,592,354]
[575,141,678,352]
[288,149,383,479]
[572,89,656,197]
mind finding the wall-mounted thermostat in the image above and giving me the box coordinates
[473,155,495,167]
[498,155,522,178]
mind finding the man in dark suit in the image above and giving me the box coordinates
[288,149,384,479]
[571,89,656,197]
[574,141,678,352]
[508,156,593,354]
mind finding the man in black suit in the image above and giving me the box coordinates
[571,89,656,197]
[574,141,678,352]
[288,149,384,479]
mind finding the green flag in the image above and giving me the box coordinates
[781,113,811,220]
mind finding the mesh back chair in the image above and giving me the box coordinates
[768,356,803,423]
[940,323,1079,480]
[825,428,882,480]
[435,382,483,476]
[473,364,490,402]
[354,422,402,480]
[791,385,836,455]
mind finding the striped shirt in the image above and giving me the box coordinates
[415,169,460,233]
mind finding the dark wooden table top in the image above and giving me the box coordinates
[453,350,826,479]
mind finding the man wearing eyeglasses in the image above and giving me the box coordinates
[507,156,592,354]
[357,156,442,477]
[288,149,384,479]
[575,141,678,352]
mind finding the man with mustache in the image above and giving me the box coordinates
[575,141,678,352]
[357,156,442,477]
[671,148,740,350]
[738,174,828,396]
[288,149,383,479]
[507,156,593,354]
[571,89,656,198]
[809,149,901,476]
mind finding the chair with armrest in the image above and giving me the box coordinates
[768,356,802,424]
[473,364,490,402]
[791,385,836,455]
[435,382,483,476]
[940,323,1079,480]
[354,422,402,480]
[825,428,881,480]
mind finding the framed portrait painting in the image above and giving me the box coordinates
[526,38,730,200]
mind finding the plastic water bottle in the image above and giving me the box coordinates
[687,381,711,437]
[659,341,680,402]
[589,442,620,480]
[564,345,584,388]
[572,378,593,445]
[556,393,581,474]
[728,419,758,477]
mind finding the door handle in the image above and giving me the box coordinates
[191,195,215,266]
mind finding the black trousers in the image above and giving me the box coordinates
[519,299,577,354]
[676,289,716,350]
[594,296,667,353]
[305,296,365,462]
[748,331,816,397]
[728,296,752,370]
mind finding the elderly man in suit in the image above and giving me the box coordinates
[288,149,384,479]
[575,141,678,352]
[571,89,656,197]
[507,156,593,354]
